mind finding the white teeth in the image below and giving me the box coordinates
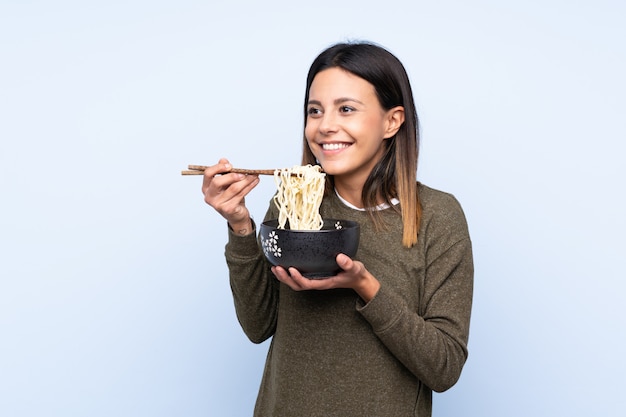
[322,143,349,150]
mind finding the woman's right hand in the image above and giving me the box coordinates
[201,158,260,235]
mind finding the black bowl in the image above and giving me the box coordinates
[259,219,360,279]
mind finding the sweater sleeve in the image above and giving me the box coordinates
[226,217,280,344]
[357,195,474,392]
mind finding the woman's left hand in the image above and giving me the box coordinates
[271,253,381,303]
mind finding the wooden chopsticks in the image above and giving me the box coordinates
[181,165,278,176]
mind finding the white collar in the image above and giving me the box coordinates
[334,188,400,211]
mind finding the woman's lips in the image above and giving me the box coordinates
[321,143,351,151]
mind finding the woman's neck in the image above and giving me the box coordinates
[334,184,364,208]
[334,177,387,209]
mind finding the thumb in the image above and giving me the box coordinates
[336,253,353,270]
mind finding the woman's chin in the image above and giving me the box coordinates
[318,160,348,176]
[319,166,343,176]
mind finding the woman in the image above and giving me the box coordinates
[202,41,473,417]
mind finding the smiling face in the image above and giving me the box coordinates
[305,68,404,197]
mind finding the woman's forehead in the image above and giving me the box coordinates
[308,68,376,100]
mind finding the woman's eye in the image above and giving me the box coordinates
[307,107,322,116]
[339,106,355,113]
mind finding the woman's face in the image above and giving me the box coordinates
[305,67,401,188]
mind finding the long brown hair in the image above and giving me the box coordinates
[301,41,422,247]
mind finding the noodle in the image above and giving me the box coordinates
[273,165,326,230]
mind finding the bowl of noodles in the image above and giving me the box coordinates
[259,165,360,279]
[260,218,360,279]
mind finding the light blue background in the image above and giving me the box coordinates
[1,1,624,416]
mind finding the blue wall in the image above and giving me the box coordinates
[1,1,624,415]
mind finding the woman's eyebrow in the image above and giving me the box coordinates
[307,97,364,106]
[335,97,364,105]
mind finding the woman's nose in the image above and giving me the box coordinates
[318,113,338,135]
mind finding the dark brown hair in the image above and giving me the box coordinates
[301,41,422,247]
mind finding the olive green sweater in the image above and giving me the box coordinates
[225,184,473,417]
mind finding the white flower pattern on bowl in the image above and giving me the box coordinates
[261,230,282,258]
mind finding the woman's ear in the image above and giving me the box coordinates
[383,106,405,139]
